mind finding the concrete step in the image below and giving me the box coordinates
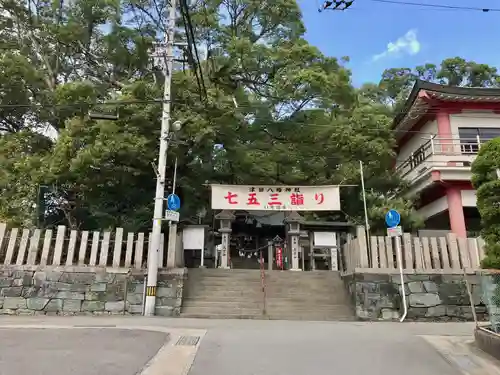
[265,303,353,312]
[184,289,264,299]
[181,305,264,316]
[265,297,351,305]
[185,280,262,288]
[189,269,261,275]
[266,286,348,293]
[182,268,354,321]
[180,312,265,319]
[184,293,349,306]
[265,271,341,280]
[266,314,354,321]
[182,300,263,309]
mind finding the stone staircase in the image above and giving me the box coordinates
[180,268,354,321]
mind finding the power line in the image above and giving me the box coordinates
[3,99,500,136]
[367,0,500,12]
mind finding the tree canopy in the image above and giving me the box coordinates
[1,0,498,233]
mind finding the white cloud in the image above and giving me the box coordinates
[372,29,421,62]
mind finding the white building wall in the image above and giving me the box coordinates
[461,190,477,207]
[396,120,438,169]
[450,111,500,137]
[417,196,448,220]
[417,190,477,220]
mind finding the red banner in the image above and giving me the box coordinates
[276,247,283,269]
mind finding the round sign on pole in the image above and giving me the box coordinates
[385,209,401,228]
[166,194,181,211]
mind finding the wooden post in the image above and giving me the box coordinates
[89,231,100,266]
[446,233,460,270]
[99,231,111,266]
[52,225,66,266]
[135,233,145,269]
[438,237,450,269]
[125,232,134,268]
[65,230,78,266]
[429,237,440,269]
[27,229,41,265]
[16,229,30,265]
[40,229,52,266]
[4,228,18,265]
[78,231,89,265]
[356,226,369,267]
[402,233,413,270]
[113,228,124,268]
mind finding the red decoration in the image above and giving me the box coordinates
[224,192,238,204]
[290,193,304,205]
[247,192,260,205]
[268,193,282,206]
[276,247,283,269]
[315,192,325,204]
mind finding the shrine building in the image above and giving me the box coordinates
[394,80,500,237]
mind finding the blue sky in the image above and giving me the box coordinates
[298,0,500,86]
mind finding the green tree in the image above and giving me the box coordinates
[0,0,421,232]
[471,138,500,269]
[377,58,500,111]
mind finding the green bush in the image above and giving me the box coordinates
[471,138,500,269]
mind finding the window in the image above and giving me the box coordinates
[458,127,500,153]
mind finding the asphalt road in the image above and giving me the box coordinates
[188,320,462,375]
[0,327,167,375]
[0,317,494,375]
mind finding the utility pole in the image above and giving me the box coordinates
[144,0,177,316]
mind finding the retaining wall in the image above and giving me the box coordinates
[344,269,487,321]
[0,266,186,316]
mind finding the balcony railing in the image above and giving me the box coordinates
[396,136,488,179]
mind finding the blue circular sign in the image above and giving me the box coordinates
[385,209,401,228]
[167,194,181,211]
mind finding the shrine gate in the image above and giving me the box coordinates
[210,184,343,271]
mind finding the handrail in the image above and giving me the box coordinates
[259,249,267,316]
[396,136,487,178]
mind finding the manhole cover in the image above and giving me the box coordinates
[176,335,200,346]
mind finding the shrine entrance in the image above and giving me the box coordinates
[211,184,342,271]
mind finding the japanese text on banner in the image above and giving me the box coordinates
[211,185,340,211]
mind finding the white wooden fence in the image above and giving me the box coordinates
[0,223,166,268]
[343,226,486,272]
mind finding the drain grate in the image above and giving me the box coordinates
[175,335,200,346]
[73,325,117,328]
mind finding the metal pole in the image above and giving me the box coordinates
[395,236,407,322]
[172,157,178,194]
[144,0,177,316]
[359,161,371,254]
[169,156,180,268]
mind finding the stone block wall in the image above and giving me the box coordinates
[0,265,186,316]
[344,270,487,321]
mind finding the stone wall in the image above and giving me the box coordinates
[344,270,487,321]
[0,265,186,316]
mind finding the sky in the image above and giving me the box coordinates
[298,0,500,86]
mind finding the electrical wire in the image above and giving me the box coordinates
[3,98,500,136]
[366,0,500,12]
[180,0,208,99]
